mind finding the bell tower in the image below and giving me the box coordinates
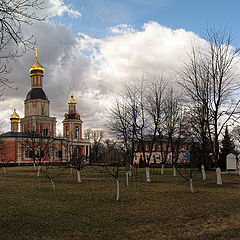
[63,90,83,139]
[20,49,56,137]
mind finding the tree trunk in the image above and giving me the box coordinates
[116,179,119,201]
[77,169,81,183]
[146,167,151,183]
[128,164,133,177]
[238,161,240,175]
[189,178,194,193]
[126,171,129,187]
[37,165,41,177]
[33,162,36,171]
[3,167,6,175]
[161,164,165,175]
[70,167,73,174]
[50,179,55,191]
[216,167,222,185]
[201,164,206,180]
[173,165,177,176]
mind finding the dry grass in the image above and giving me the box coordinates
[0,166,240,240]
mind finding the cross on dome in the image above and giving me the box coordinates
[35,48,39,59]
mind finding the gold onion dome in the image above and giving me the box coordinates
[29,48,44,76]
[10,108,20,122]
[69,89,76,104]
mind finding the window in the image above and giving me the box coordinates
[163,144,166,152]
[86,146,88,157]
[75,126,79,138]
[41,150,44,158]
[43,128,48,136]
[41,107,44,115]
[25,148,32,158]
[65,126,69,137]
[55,150,62,159]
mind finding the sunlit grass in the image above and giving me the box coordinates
[0,166,240,240]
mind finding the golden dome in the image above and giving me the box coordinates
[68,89,76,104]
[10,108,20,122]
[29,48,44,76]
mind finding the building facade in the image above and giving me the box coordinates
[0,50,90,164]
[134,137,199,165]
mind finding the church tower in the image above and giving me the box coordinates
[20,49,56,137]
[63,90,83,139]
[10,109,20,132]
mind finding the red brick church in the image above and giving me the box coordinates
[0,50,90,164]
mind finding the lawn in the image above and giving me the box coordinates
[0,166,240,240]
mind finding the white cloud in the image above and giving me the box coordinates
[45,0,81,18]
[2,21,217,135]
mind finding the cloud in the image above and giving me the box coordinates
[2,21,210,135]
[45,0,81,18]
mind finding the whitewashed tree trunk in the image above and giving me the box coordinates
[50,179,55,191]
[161,164,165,175]
[70,167,73,174]
[3,167,6,175]
[37,165,41,177]
[173,166,177,176]
[190,178,194,193]
[216,167,222,185]
[128,164,133,177]
[116,179,119,201]
[33,163,36,171]
[146,167,151,183]
[201,164,206,180]
[126,171,129,186]
[77,169,81,183]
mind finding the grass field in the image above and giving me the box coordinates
[1,166,240,240]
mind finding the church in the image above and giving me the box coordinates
[0,50,90,164]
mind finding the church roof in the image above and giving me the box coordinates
[10,109,20,122]
[29,48,44,76]
[0,132,29,138]
[68,89,76,104]
[26,88,48,100]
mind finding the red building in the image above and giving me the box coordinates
[0,50,90,164]
[134,137,199,165]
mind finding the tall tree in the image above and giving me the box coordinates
[108,75,166,183]
[179,27,240,184]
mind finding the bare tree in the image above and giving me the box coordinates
[21,129,56,191]
[104,155,123,201]
[181,107,211,180]
[85,129,104,164]
[108,76,167,183]
[161,87,182,177]
[179,27,240,184]
[64,138,88,183]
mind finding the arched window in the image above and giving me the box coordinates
[75,126,79,138]
[65,126,69,137]
[41,107,44,115]
[43,128,48,136]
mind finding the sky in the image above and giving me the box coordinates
[2,0,240,135]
